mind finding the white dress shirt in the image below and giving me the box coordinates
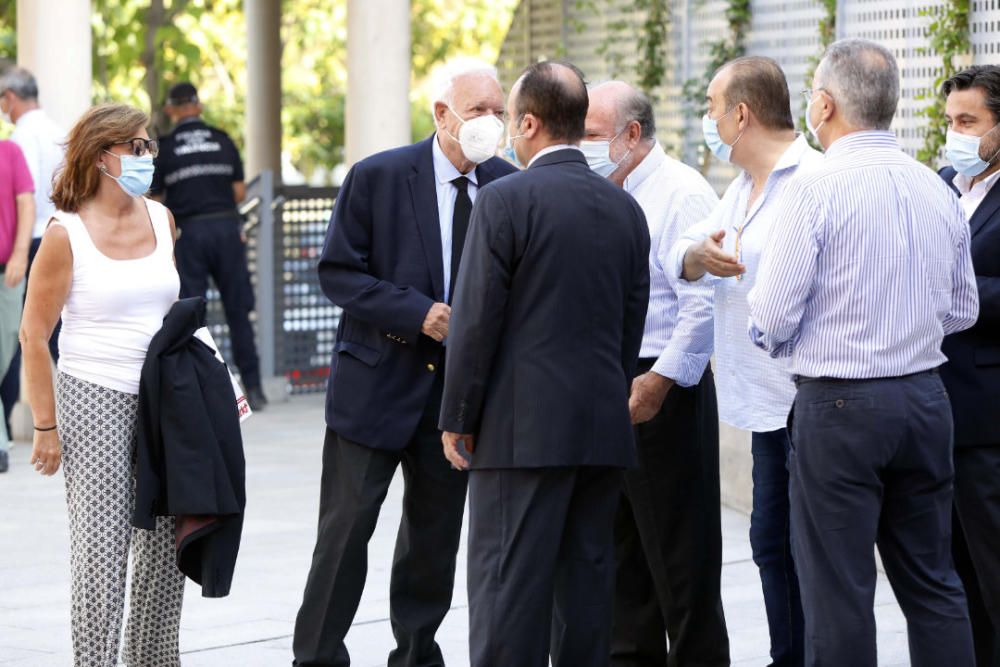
[11,109,65,239]
[952,168,1000,219]
[432,134,478,302]
[667,135,823,431]
[628,142,718,386]
[748,131,979,379]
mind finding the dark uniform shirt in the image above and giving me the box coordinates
[151,118,244,220]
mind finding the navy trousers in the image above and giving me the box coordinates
[750,428,804,667]
[789,370,974,667]
[174,214,261,390]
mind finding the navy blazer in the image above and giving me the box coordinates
[939,166,1000,446]
[319,136,517,451]
[439,149,651,469]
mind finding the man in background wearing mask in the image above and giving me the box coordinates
[150,82,268,410]
[292,59,516,667]
[0,65,65,439]
[749,39,978,666]
[667,56,824,667]
[938,64,1000,667]
[583,81,728,667]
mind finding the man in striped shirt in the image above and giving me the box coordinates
[748,39,979,667]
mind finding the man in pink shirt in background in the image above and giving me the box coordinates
[0,138,35,472]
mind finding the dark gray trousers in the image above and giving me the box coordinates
[467,465,622,667]
[790,370,974,667]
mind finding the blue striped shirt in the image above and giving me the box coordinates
[747,131,979,379]
[625,142,718,386]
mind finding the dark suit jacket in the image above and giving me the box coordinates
[939,166,1000,446]
[136,297,245,598]
[438,149,651,469]
[319,136,517,451]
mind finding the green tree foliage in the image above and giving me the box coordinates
[0,0,517,182]
[917,0,970,167]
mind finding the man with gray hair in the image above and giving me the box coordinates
[0,65,65,435]
[749,38,978,666]
[583,81,729,667]
[291,58,516,666]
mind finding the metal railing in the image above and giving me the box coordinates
[205,171,340,395]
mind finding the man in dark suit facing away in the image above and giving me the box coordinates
[292,59,517,667]
[939,65,1000,667]
[439,61,651,667]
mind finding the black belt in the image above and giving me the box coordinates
[175,210,239,226]
[794,368,938,387]
[0,263,5,273]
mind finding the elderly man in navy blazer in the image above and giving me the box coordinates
[292,59,517,667]
[440,61,651,667]
[939,65,1000,667]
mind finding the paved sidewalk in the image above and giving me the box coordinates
[1,394,911,665]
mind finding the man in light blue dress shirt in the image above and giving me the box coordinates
[584,81,728,667]
[669,56,823,667]
[748,39,979,667]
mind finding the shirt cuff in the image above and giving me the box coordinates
[651,348,711,388]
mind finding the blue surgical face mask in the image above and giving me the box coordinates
[504,117,526,169]
[805,95,826,146]
[702,110,742,163]
[945,126,1000,177]
[103,151,155,197]
[581,128,630,178]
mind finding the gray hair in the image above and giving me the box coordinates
[0,66,39,101]
[815,38,899,130]
[429,57,499,114]
[589,81,657,140]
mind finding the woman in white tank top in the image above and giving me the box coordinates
[19,103,186,666]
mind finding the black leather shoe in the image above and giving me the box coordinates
[247,386,269,412]
[0,449,8,473]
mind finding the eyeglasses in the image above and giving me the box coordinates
[109,138,159,158]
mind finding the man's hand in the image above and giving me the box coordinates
[421,302,451,342]
[629,371,675,424]
[3,248,27,288]
[683,230,745,281]
[442,431,474,470]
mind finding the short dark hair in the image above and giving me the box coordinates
[942,65,1000,124]
[719,56,793,131]
[166,82,199,106]
[514,61,589,143]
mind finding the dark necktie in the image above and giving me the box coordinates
[450,176,472,302]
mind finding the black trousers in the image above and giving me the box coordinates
[954,444,1000,667]
[292,376,468,667]
[467,465,621,667]
[175,214,261,390]
[790,371,974,667]
[611,366,729,667]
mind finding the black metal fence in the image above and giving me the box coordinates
[206,172,340,395]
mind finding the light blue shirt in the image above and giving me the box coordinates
[432,134,479,302]
[748,131,979,379]
[668,135,823,431]
[627,142,718,386]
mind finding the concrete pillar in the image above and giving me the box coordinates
[346,0,411,165]
[16,0,92,130]
[245,0,282,181]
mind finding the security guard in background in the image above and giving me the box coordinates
[151,82,267,410]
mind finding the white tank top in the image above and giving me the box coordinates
[54,198,180,395]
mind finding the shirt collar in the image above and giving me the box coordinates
[432,133,478,186]
[527,143,582,168]
[177,116,203,127]
[623,141,666,193]
[773,134,814,172]
[952,167,1000,197]
[824,130,899,158]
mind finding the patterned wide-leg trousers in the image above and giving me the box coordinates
[56,372,186,667]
